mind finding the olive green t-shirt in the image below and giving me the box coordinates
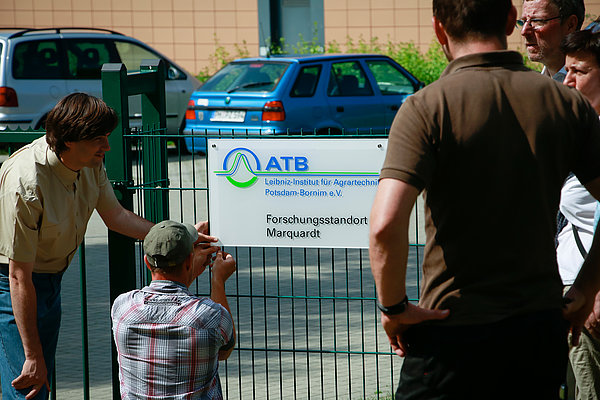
[381,51,600,326]
[0,136,120,273]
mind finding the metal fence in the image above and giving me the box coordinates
[125,129,427,400]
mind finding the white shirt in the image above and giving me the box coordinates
[556,174,596,284]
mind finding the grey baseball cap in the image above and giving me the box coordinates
[143,220,198,268]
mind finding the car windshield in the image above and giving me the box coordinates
[200,61,289,93]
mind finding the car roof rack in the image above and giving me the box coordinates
[7,27,124,39]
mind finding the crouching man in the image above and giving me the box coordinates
[111,220,236,399]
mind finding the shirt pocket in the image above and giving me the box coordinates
[39,223,62,242]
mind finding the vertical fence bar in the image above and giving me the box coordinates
[332,250,338,399]
[79,242,90,400]
[345,248,352,399]
[317,249,324,399]
[292,247,298,399]
[301,248,309,399]
[276,248,283,398]
[235,247,242,400]
[262,247,269,398]
[249,248,256,398]
[360,249,367,400]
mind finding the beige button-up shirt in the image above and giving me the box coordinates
[0,136,119,273]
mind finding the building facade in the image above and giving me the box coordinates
[1,0,600,78]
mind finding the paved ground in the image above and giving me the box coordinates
[0,153,426,399]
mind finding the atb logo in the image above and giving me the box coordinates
[215,147,310,188]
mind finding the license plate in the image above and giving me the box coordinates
[210,110,246,122]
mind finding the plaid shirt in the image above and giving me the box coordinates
[111,280,234,399]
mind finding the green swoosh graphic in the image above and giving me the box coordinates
[227,175,257,188]
[219,153,259,188]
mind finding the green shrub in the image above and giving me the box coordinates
[196,35,249,82]
[196,33,542,85]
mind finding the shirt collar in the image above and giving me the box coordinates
[441,50,525,78]
[47,146,79,188]
[541,65,567,83]
[146,280,192,295]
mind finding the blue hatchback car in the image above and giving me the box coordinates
[183,54,423,153]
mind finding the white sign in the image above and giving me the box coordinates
[207,138,387,248]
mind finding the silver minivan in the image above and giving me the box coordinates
[0,28,200,136]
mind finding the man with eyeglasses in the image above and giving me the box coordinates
[520,0,584,82]
[370,0,600,398]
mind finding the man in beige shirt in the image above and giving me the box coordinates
[0,93,215,400]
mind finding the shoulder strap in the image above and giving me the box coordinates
[572,224,588,259]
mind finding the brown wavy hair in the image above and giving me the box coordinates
[561,29,600,67]
[45,93,118,156]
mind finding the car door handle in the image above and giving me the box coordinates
[336,106,344,112]
[390,105,399,111]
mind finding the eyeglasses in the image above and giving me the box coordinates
[516,16,561,30]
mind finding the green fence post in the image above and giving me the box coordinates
[140,59,169,225]
[101,62,137,400]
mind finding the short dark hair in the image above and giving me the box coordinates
[560,29,600,67]
[146,256,185,274]
[547,0,585,30]
[45,93,118,156]
[433,0,512,42]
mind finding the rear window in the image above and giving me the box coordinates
[201,62,289,93]
[13,40,62,79]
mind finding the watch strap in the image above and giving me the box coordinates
[377,295,409,315]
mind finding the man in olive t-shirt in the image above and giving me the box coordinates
[369,1,600,398]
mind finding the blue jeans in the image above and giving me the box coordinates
[0,266,62,400]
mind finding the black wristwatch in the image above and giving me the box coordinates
[377,295,409,315]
